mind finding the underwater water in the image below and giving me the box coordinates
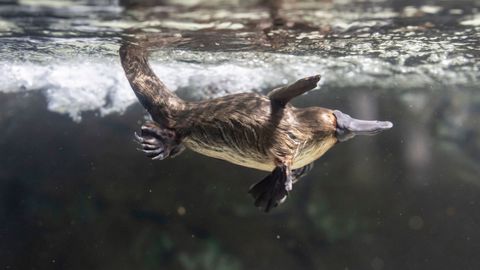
[1,0,480,269]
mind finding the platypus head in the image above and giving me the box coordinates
[333,110,393,142]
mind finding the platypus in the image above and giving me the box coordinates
[119,43,393,212]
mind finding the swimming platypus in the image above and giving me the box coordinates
[119,43,393,212]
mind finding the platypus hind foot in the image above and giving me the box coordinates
[134,122,185,160]
[249,165,293,212]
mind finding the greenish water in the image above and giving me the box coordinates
[1,0,480,269]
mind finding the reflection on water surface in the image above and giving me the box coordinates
[0,0,479,269]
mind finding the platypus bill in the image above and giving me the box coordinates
[120,43,393,212]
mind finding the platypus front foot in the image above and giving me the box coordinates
[291,162,314,184]
[134,122,185,160]
[248,165,293,212]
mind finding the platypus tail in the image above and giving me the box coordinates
[119,41,185,127]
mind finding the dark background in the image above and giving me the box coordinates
[2,86,479,270]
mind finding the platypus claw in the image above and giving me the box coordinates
[134,122,185,160]
[151,152,166,160]
[135,132,166,160]
[134,132,144,143]
[142,148,164,156]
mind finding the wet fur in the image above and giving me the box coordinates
[178,94,337,171]
[120,43,337,172]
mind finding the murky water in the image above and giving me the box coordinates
[1,0,480,269]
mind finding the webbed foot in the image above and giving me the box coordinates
[134,122,185,160]
[248,165,293,212]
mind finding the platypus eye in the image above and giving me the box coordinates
[287,132,297,140]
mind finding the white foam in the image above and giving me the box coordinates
[0,58,136,121]
[0,50,478,122]
[461,14,480,26]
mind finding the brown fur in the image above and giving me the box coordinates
[120,43,337,172]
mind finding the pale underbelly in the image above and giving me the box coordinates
[183,137,337,172]
[184,140,275,171]
[292,137,337,169]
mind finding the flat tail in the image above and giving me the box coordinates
[119,42,186,127]
[333,110,393,142]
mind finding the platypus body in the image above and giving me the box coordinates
[120,43,392,212]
